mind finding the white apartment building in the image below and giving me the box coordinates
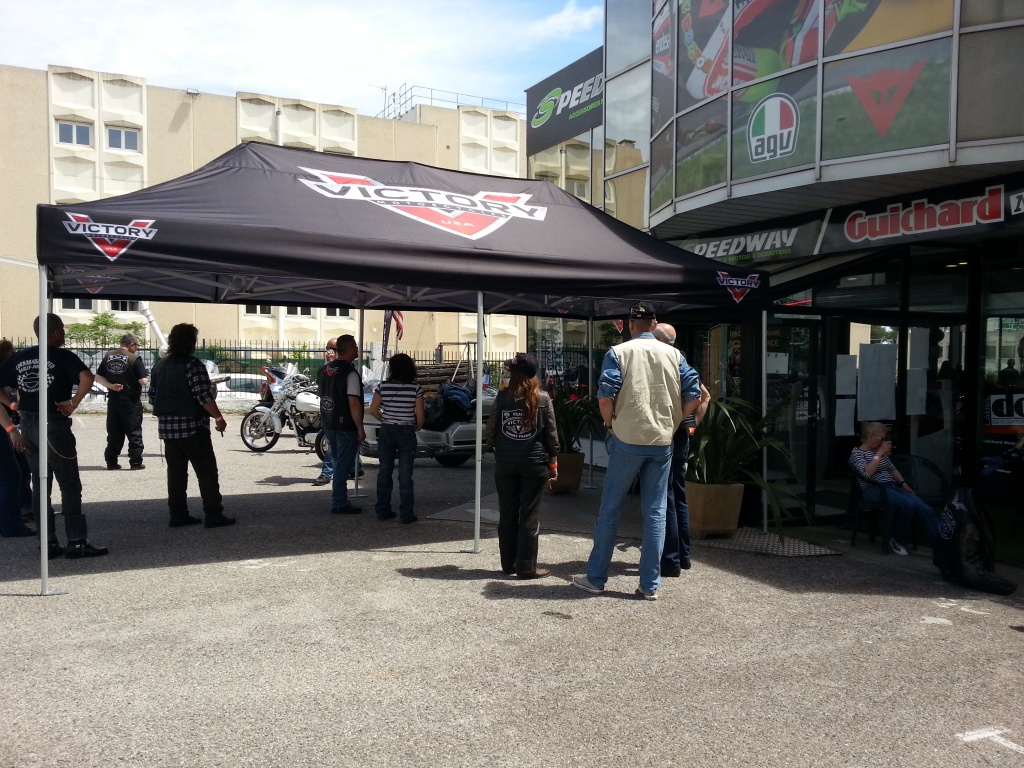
[0,64,529,356]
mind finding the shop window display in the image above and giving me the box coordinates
[958,26,1024,143]
[674,97,727,198]
[731,67,816,180]
[821,38,951,161]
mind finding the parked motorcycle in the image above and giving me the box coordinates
[239,363,327,459]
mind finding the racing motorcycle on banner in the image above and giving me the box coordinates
[239,363,327,459]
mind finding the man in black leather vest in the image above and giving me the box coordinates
[95,333,149,470]
[149,324,234,529]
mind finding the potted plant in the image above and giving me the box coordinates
[548,388,603,494]
[686,395,805,539]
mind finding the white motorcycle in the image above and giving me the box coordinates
[239,363,327,459]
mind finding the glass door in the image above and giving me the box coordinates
[766,319,821,518]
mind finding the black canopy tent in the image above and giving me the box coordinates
[30,143,769,593]
[36,142,768,317]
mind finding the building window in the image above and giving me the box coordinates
[110,300,140,312]
[286,306,313,316]
[57,121,91,147]
[108,127,140,151]
[61,298,93,310]
[325,307,350,318]
[245,304,273,315]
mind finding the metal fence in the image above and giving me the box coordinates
[3,339,602,390]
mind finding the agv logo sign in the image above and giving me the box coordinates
[747,94,799,163]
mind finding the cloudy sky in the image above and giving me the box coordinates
[0,0,604,115]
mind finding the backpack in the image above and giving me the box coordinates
[933,488,1016,595]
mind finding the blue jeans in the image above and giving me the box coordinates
[375,425,417,521]
[862,482,940,547]
[321,444,360,480]
[586,435,672,593]
[327,430,360,510]
[661,427,691,572]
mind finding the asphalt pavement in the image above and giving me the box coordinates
[2,412,1024,767]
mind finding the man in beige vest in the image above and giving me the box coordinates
[572,303,701,600]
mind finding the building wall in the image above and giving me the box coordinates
[0,66,50,339]
[0,63,526,355]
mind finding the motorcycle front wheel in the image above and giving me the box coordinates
[314,429,329,462]
[240,409,280,452]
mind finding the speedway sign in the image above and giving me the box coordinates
[526,47,604,156]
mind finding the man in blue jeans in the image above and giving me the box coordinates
[653,323,710,576]
[318,334,365,514]
[573,303,701,600]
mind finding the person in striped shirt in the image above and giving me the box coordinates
[369,354,424,524]
[850,421,938,555]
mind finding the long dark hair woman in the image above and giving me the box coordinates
[484,353,559,579]
[369,353,425,524]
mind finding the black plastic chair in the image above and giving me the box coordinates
[847,470,895,555]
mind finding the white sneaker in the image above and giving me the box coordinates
[889,538,908,556]
[635,587,658,601]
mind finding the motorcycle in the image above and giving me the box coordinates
[239,363,327,459]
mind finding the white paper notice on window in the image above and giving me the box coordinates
[835,399,857,436]
[857,343,897,421]
[766,352,789,375]
[836,355,857,395]
[906,368,928,416]
[909,327,930,370]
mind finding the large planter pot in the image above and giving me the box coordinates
[688,482,744,539]
[548,451,585,494]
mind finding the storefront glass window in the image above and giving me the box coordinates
[733,0,818,87]
[822,38,951,161]
[675,97,727,197]
[731,67,816,180]
[591,125,605,209]
[607,0,652,75]
[605,167,649,229]
[958,27,1024,142]
[907,247,968,313]
[652,0,675,134]
[813,267,901,311]
[650,123,674,212]
[605,66,651,175]
[676,0,729,113]
[824,0,953,57]
[962,4,1024,26]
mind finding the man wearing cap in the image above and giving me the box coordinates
[318,334,365,515]
[95,333,149,470]
[652,323,711,576]
[572,302,701,600]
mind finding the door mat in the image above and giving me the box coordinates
[695,526,840,556]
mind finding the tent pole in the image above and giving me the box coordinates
[472,291,483,554]
[762,309,769,535]
[582,313,597,489]
[352,303,368,499]
[37,267,65,596]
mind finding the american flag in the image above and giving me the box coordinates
[393,310,404,340]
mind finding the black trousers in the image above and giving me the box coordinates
[105,398,145,467]
[163,430,224,520]
[20,412,87,544]
[494,461,549,573]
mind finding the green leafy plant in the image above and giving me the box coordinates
[64,312,146,347]
[551,389,602,454]
[687,395,807,538]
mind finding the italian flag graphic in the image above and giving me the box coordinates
[751,95,797,139]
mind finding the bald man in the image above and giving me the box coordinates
[652,323,710,575]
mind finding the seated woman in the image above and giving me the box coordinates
[850,421,939,555]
